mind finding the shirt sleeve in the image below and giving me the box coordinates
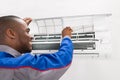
[29,36,74,70]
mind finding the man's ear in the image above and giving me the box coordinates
[6,28,16,39]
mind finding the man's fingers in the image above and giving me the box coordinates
[62,27,73,38]
[69,28,73,32]
[65,27,73,32]
[23,17,32,25]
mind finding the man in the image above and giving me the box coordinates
[0,15,73,80]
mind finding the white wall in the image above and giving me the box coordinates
[0,0,120,80]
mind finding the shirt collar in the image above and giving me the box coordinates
[0,45,21,57]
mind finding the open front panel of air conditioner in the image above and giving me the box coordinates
[31,14,111,57]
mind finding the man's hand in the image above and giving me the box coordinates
[23,17,32,25]
[62,27,73,38]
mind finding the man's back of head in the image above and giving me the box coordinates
[0,15,21,41]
